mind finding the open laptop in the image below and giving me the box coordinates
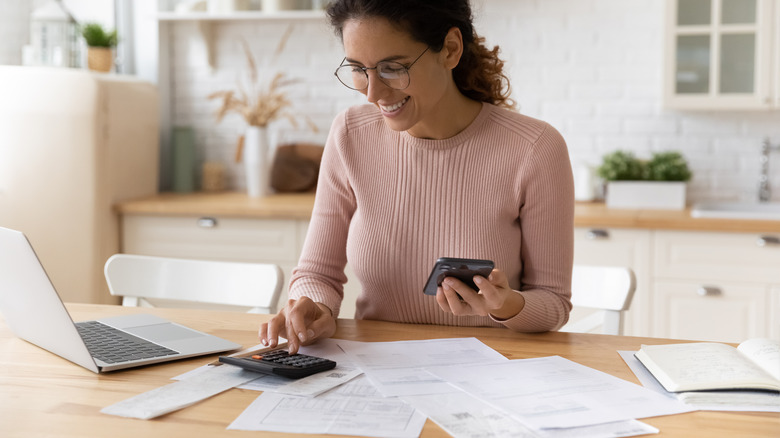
[0,226,241,372]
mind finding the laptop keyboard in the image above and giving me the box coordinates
[75,321,179,364]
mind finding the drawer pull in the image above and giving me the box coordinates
[756,236,780,247]
[197,217,218,228]
[697,286,722,297]
[586,229,610,240]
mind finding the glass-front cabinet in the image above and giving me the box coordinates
[664,0,779,109]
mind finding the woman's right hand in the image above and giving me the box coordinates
[259,296,337,354]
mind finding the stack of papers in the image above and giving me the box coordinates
[104,337,702,437]
[224,338,693,438]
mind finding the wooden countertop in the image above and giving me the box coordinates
[116,191,315,220]
[116,192,780,233]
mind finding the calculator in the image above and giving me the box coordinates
[218,349,337,379]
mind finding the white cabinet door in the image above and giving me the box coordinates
[664,0,778,109]
[653,230,779,340]
[573,227,652,336]
[654,230,780,284]
[653,279,769,342]
[122,214,308,311]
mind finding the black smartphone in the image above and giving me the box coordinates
[423,257,495,296]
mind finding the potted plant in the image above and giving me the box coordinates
[598,151,692,210]
[80,22,117,72]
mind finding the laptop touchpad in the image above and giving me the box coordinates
[126,323,204,342]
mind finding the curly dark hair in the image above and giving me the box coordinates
[326,0,515,109]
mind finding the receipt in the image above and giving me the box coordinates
[101,364,260,420]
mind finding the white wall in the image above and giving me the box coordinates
[165,0,780,202]
[3,0,779,202]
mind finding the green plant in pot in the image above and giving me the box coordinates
[597,151,644,181]
[81,22,117,72]
[598,150,692,210]
[644,151,692,182]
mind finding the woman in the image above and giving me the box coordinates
[261,0,574,353]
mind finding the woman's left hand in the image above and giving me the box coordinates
[434,269,525,320]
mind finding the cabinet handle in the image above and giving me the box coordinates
[756,236,780,247]
[197,217,218,228]
[586,229,610,240]
[697,286,722,297]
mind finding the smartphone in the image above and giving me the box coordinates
[423,257,495,296]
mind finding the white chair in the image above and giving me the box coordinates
[104,254,284,314]
[561,265,637,336]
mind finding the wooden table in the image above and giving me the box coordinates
[1,304,777,437]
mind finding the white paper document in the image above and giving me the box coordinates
[618,350,780,412]
[270,366,363,397]
[336,337,508,396]
[402,391,659,438]
[428,355,694,429]
[101,364,261,420]
[174,338,359,396]
[228,375,427,438]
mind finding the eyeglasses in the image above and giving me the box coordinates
[334,47,430,91]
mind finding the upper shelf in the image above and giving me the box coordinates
[156,10,326,21]
[156,10,327,70]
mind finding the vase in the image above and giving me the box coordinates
[244,126,272,198]
[172,126,197,193]
[87,47,113,72]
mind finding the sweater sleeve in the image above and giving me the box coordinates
[493,123,575,331]
[287,110,356,317]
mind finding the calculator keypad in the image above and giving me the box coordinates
[219,349,337,379]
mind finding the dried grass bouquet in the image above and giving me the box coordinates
[208,26,314,129]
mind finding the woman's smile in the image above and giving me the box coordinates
[378,96,410,116]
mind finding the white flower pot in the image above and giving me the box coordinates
[244,126,272,198]
[605,181,687,210]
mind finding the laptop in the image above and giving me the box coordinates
[0,226,241,372]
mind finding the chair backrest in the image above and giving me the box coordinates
[561,265,637,336]
[104,254,283,314]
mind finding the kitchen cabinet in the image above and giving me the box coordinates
[652,230,780,342]
[573,227,652,336]
[575,226,780,340]
[663,0,780,109]
[122,214,306,312]
[652,279,769,342]
[121,212,361,318]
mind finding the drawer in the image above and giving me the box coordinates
[652,279,770,342]
[122,214,305,263]
[574,227,652,267]
[654,230,780,283]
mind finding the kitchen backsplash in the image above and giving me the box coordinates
[4,0,779,202]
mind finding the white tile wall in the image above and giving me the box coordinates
[0,2,31,66]
[3,0,779,202]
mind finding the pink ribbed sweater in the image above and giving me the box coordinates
[289,102,575,332]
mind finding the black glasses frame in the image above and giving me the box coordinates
[334,46,430,91]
